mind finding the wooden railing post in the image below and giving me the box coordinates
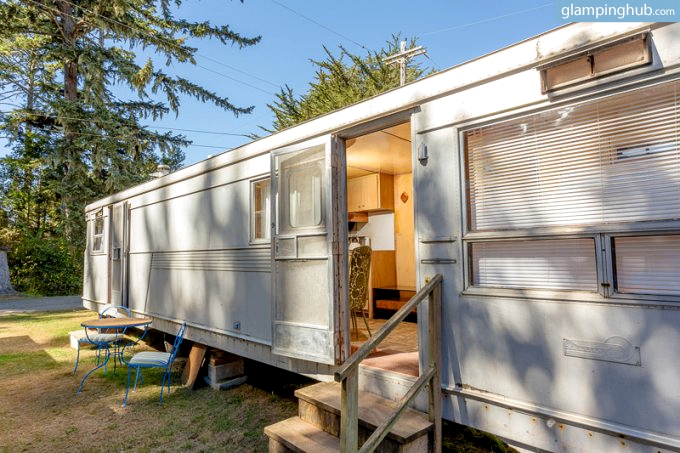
[428,279,442,453]
[336,274,443,453]
[340,370,359,453]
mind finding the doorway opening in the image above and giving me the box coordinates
[345,121,419,376]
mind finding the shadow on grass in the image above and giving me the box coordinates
[0,335,59,375]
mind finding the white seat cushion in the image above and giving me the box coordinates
[80,333,119,344]
[129,351,171,367]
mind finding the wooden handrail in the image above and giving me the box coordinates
[336,273,443,453]
[334,273,443,382]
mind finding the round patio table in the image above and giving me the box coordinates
[76,317,152,393]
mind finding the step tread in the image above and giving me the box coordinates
[264,416,339,453]
[295,381,432,443]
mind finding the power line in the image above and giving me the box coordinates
[269,0,367,50]
[22,0,279,95]
[1,109,254,138]
[194,63,275,95]
[197,54,279,88]
[0,110,251,151]
[420,3,553,37]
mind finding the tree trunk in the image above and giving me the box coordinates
[56,0,79,242]
[0,248,17,295]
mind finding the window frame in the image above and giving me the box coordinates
[276,145,327,236]
[458,79,680,306]
[90,211,106,255]
[250,176,272,244]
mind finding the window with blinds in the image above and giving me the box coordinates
[471,239,598,291]
[614,235,680,296]
[464,79,680,298]
[465,80,680,232]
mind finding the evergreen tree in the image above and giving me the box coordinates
[268,36,429,131]
[0,0,259,293]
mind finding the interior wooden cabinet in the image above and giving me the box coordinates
[347,173,394,213]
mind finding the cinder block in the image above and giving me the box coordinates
[69,330,87,349]
[207,359,244,382]
[204,374,247,390]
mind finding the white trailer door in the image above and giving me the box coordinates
[109,201,129,307]
[271,135,347,365]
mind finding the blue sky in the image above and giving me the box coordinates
[3,0,561,165]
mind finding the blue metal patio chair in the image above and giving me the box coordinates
[73,305,131,374]
[121,322,187,407]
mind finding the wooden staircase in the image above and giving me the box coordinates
[264,381,432,452]
[266,274,443,453]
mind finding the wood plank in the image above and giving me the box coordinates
[348,212,368,223]
[370,251,396,288]
[264,417,339,453]
[394,173,415,288]
[181,343,207,388]
[429,281,443,453]
[296,381,432,444]
[369,251,396,319]
[378,173,394,210]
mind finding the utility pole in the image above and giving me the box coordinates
[383,41,427,86]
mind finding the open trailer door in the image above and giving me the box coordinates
[271,135,348,365]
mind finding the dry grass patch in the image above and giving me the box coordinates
[0,311,297,452]
[0,310,512,452]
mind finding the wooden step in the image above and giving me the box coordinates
[295,381,431,451]
[264,416,339,453]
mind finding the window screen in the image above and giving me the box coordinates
[471,239,598,291]
[465,80,680,231]
[288,167,322,227]
[614,235,680,296]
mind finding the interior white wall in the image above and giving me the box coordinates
[355,212,395,251]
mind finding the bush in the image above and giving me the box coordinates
[8,235,82,296]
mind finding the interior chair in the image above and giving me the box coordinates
[122,322,187,407]
[349,245,372,340]
[73,305,131,374]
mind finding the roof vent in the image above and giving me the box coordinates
[150,164,171,179]
[540,32,651,93]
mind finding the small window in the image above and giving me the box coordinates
[251,178,271,242]
[614,235,680,296]
[470,239,598,291]
[277,145,325,234]
[92,215,104,253]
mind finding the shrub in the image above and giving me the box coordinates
[8,234,82,296]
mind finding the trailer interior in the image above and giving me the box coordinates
[344,121,419,376]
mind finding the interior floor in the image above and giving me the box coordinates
[350,318,419,377]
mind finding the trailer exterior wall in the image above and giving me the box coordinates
[411,24,680,452]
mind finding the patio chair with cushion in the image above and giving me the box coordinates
[122,322,187,407]
[73,305,131,374]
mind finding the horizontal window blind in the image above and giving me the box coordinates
[614,235,680,296]
[471,239,597,291]
[465,80,680,231]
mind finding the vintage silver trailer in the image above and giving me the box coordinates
[83,21,680,452]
